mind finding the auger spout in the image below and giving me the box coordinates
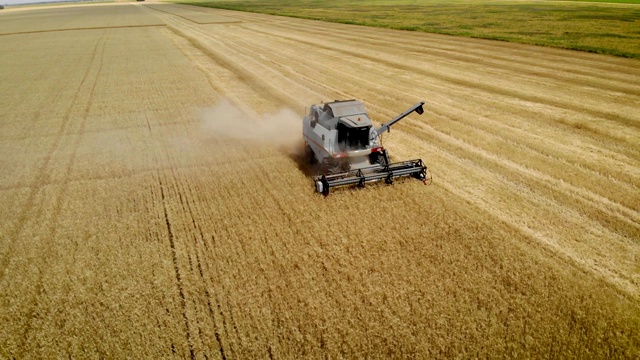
[373,101,425,137]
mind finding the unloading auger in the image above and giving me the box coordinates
[302,99,428,196]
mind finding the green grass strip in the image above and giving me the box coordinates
[176,0,640,58]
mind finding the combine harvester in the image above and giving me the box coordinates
[303,99,429,196]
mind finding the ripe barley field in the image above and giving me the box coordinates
[0,2,639,358]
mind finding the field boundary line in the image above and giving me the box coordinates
[0,24,166,37]
[145,4,241,25]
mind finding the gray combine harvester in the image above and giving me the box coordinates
[303,99,428,196]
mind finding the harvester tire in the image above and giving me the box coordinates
[305,143,317,164]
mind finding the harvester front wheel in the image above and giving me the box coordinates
[370,150,389,166]
[381,150,390,165]
[305,143,317,164]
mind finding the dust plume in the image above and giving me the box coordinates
[200,99,303,155]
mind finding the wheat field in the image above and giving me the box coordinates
[0,2,639,358]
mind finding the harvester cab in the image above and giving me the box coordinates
[303,99,428,196]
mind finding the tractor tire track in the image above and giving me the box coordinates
[168,164,228,359]
[0,29,109,283]
[13,29,110,356]
[157,169,196,360]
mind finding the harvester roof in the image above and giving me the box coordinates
[339,115,372,128]
[318,100,372,129]
[323,100,367,117]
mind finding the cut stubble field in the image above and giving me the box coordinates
[0,2,639,358]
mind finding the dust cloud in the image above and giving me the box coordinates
[199,99,303,155]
